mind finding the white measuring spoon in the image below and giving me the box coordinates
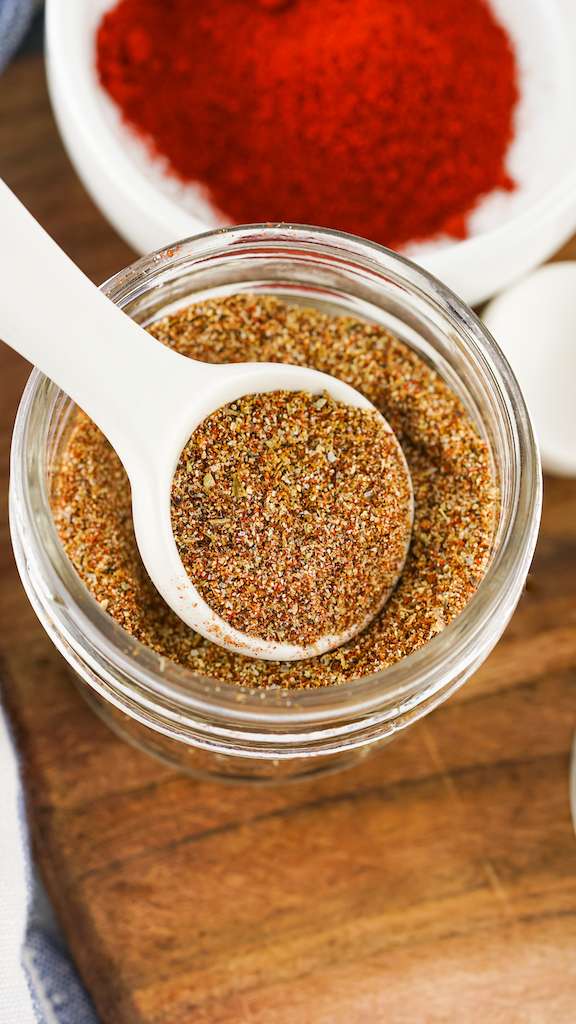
[1,181,413,660]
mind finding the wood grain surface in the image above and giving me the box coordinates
[1,51,576,1024]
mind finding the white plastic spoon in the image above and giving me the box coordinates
[1,181,413,660]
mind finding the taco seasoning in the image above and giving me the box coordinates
[51,294,498,690]
[171,390,413,646]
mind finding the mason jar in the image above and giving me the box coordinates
[9,225,541,782]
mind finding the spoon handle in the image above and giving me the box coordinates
[0,180,213,467]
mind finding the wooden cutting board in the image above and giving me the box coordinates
[1,51,576,1024]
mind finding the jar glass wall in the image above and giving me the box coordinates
[9,225,541,782]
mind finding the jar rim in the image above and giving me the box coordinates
[9,223,542,746]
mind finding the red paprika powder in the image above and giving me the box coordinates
[96,0,518,249]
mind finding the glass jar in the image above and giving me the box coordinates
[9,225,541,782]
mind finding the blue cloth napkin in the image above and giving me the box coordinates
[0,8,98,1019]
[0,0,36,72]
[0,710,98,1024]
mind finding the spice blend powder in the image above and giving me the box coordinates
[51,295,497,690]
[171,391,413,646]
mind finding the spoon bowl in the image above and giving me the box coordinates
[129,356,410,661]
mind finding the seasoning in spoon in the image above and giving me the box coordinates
[170,391,413,646]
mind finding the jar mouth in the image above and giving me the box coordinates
[9,224,541,744]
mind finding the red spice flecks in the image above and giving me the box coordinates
[257,0,293,9]
[96,0,519,249]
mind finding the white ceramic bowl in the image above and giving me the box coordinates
[484,262,576,476]
[46,0,576,305]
